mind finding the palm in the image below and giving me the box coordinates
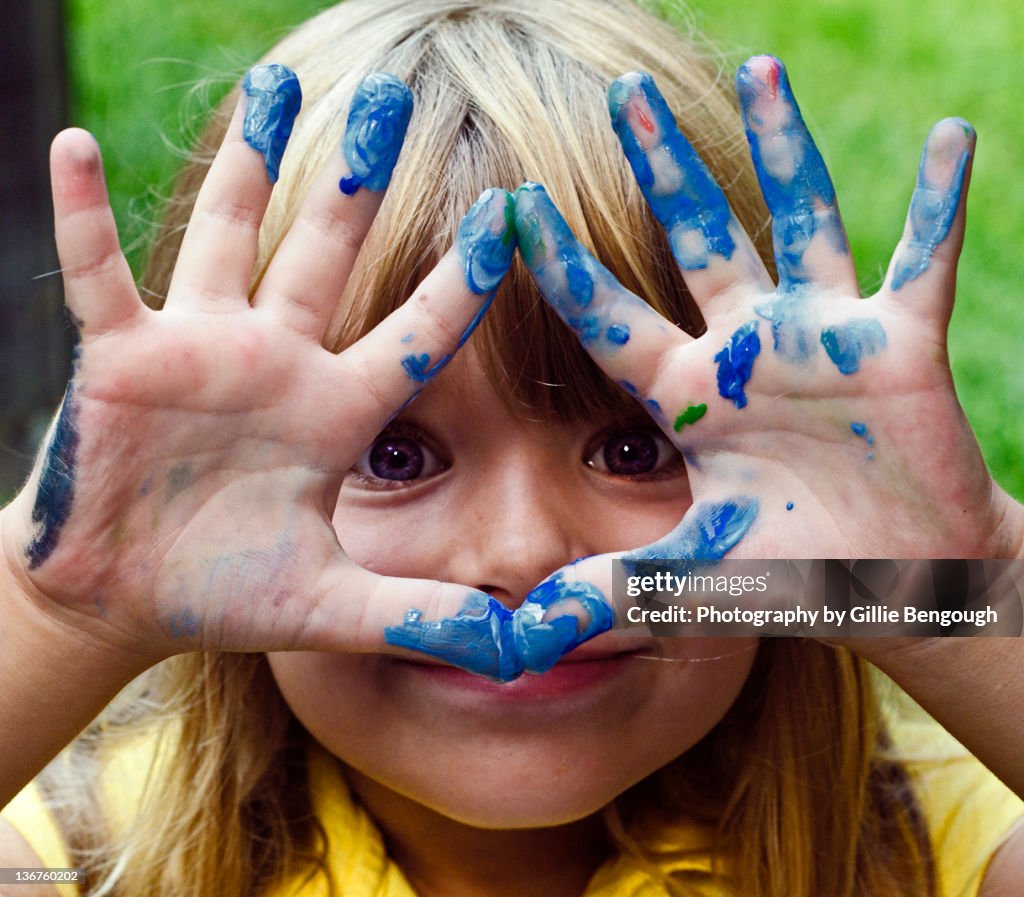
[516,56,1012,599]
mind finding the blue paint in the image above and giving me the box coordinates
[714,321,761,409]
[735,57,848,288]
[242,64,301,184]
[400,332,414,343]
[786,501,794,511]
[338,73,413,195]
[891,119,972,291]
[385,577,613,682]
[851,422,875,459]
[608,73,736,269]
[401,351,451,383]
[753,292,818,363]
[26,313,83,569]
[456,188,517,295]
[166,608,200,639]
[623,498,759,570]
[515,182,647,354]
[821,318,887,375]
[606,323,631,345]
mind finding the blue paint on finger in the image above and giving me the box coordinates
[402,351,452,383]
[821,318,886,375]
[891,119,972,291]
[385,577,614,682]
[714,321,760,408]
[456,188,516,295]
[26,313,83,569]
[736,57,848,288]
[608,72,736,270]
[622,498,759,574]
[606,323,630,345]
[242,64,302,184]
[338,73,413,195]
[515,182,648,354]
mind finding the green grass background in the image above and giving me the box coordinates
[67,0,1023,501]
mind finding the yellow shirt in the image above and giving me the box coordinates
[4,704,1021,897]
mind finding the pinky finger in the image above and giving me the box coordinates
[885,118,975,318]
[50,129,140,331]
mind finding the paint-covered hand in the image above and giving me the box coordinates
[511,56,1024,640]
[0,67,516,666]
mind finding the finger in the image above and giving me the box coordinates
[514,181,689,422]
[50,129,141,333]
[332,188,515,437]
[512,498,760,667]
[167,64,301,311]
[885,117,975,320]
[736,56,858,294]
[608,72,772,310]
[256,74,414,339]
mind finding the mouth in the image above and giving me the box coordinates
[390,640,653,702]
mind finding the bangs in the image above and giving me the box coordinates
[321,19,706,423]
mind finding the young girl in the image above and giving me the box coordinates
[1,1,1022,895]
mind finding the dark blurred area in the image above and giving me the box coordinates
[0,1,72,497]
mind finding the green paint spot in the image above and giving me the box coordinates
[673,403,707,432]
[502,194,516,245]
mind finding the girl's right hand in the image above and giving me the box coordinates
[0,67,514,666]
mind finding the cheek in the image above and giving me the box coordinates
[332,492,453,578]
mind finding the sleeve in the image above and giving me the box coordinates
[883,686,1024,897]
[1,782,80,897]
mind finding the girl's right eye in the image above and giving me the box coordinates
[350,428,447,488]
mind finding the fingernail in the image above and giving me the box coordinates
[338,73,413,195]
[242,64,302,184]
[456,188,516,295]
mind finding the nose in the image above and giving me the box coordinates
[446,452,588,611]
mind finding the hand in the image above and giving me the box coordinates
[0,68,515,665]
[502,56,1024,650]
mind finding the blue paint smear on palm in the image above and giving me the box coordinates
[242,64,302,184]
[891,122,971,290]
[514,182,636,354]
[338,73,413,195]
[753,292,819,363]
[821,319,887,374]
[735,58,847,288]
[715,321,761,408]
[608,72,736,270]
[27,313,83,569]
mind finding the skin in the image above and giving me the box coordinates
[1,55,1024,897]
[270,346,756,895]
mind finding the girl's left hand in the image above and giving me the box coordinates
[505,56,1024,646]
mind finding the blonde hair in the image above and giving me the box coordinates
[44,1,934,895]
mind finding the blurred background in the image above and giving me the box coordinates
[2,0,1021,504]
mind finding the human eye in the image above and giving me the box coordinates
[349,423,448,489]
[585,425,685,481]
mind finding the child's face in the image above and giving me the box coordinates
[267,348,756,827]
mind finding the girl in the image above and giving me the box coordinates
[1,1,1022,896]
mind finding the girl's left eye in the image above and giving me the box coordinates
[586,427,683,479]
[351,428,447,488]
